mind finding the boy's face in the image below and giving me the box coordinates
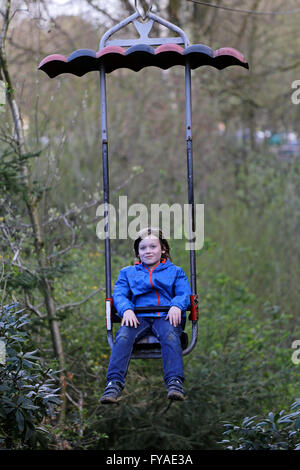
[138,235,165,268]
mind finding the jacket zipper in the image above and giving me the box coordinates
[144,262,161,316]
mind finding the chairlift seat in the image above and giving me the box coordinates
[110,304,191,355]
[132,331,189,351]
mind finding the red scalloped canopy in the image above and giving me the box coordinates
[38,43,249,78]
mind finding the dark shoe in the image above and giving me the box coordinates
[167,379,184,401]
[100,381,123,404]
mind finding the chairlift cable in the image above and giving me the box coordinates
[186,0,300,16]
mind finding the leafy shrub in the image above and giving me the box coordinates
[0,303,60,449]
[68,272,299,450]
[221,399,300,450]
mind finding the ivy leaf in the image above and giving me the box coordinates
[16,409,25,433]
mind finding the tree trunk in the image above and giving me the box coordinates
[167,0,182,26]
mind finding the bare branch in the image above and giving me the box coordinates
[47,215,79,260]
[65,391,80,408]
[0,225,25,267]
[122,0,135,16]
[0,263,7,311]
[24,292,44,318]
[84,0,120,23]
[42,167,143,228]
[56,286,104,312]
[0,1,10,51]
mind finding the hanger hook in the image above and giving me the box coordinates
[134,0,153,21]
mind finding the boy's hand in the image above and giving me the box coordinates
[166,306,181,327]
[122,309,140,328]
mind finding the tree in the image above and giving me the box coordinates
[0,0,105,425]
[0,0,68,423]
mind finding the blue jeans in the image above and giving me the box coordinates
[106,317,184,387]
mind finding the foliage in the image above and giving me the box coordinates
[53,260,300,450]
[221,399,300,450]
[0,148,42,194]
[0,304,60,449]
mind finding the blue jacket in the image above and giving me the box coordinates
[112,259,191,319]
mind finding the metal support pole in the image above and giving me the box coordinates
[183,62,198,356]
[100,65,114,349]
[100,66,112,300]
[185,62,197,295]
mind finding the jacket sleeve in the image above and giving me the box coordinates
[169,268,191,312]
[112,268,135,318]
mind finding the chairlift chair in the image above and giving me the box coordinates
[38,0,248,359]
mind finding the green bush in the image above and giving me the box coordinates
[0,303,60,449]
[63,270,299,450]
[221,399,300,450]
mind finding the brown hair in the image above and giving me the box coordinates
[133,227,171,262]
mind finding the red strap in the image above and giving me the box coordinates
[190,295,199,321]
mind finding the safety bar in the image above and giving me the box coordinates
[106,296,198,321]
[105,296,198,358]
[135,306,187,313]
